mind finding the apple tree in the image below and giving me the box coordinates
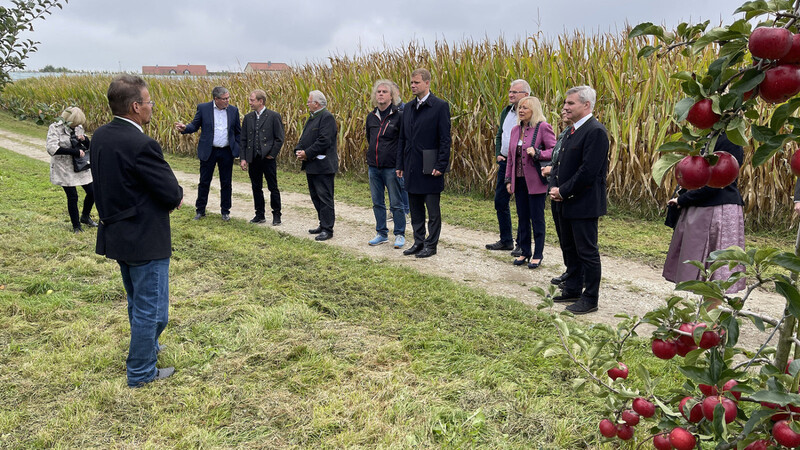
[0,0,68,90]
[535,0,800,448]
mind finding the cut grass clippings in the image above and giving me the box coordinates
[0,146,688,448]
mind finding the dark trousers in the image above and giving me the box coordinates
[408,192,441,249]
[559,215,601,303]
[195,146,233,215]
[513,177,546,259]
[307,173,335,233]
[494,160,514,246]
[248,156,281,218]
[62,183,94,227]
[552,201,580,281]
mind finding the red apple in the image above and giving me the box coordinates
[621,409,640,426]
[707,151,740,188]
[632,397,656,418]
[723,380,741,401]
[686,98,720,129]
[780,34,800,63]
[677,322,697,346]
[617,423,635,440]
[791,152,800,177]
[763,401,792,421]
[699,383,718,397]
[653,433,673,450]
[680,396,704,423]
[749,27,793,60]
[669,427,697,450]
[607,362,628,381]
[599,418,617,438]
[698,330,721,349]
[774,420,800,448]
[675,155,711,190]
[652,338,678,360]
[759,64,800,104]
[702,395,737,423]
[744,439,770,450]
[676,339,698,357]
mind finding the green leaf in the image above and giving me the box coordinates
[692,27,746,53]
[671,71,694,82]
[674,97,697,122]
[771,98,800,131]
[679,365,712,385]
[743,409,777,436]
[771,253,800,272]
[729,68,764,96]
[722,315,740,347]
[658,141,695,153]
[752,141,782,167]
[726,121,748,146]
[750,314,766,332]
[628,22,666,41]
[637,45,660,59]
[775,280,800,318]
[676,280,724,299]
[750,390,800,406]
[636,364,652,388]
[652,152,685,186]
[752,124,777,142]
[571,378,587,390]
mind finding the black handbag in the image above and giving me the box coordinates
[664,188,683,229]
[529,122,550,184]
[70,131,90,172]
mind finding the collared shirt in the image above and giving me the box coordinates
[115,116,143,133]
[500,107,517,157]
[255,106,265,120]
[416,92,430,108]
[572,112,593,131]
[213,104,229,147]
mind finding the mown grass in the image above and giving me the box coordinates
[0,147,689,448]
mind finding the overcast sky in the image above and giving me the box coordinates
[17,0,741,72]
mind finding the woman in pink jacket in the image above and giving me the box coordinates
[504,96,556,268]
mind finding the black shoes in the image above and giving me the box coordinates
[193,212,205,220]
[513,256,530,266]
[528,258,543,269]
[551,273,566,285]
[222,213,231,221]
[510,245,523,257]
[131,367,175,388]
[552,291,581,303]
[250,216,266,224]
[272,215,281,226]
[403,243,424,255]
[486,240,513,251]
[567,299,598,314]
[308,227,323,234]
[72,226,83,233]
[315,231,333,241]
[80,215,98,227]
[415,247,437,258]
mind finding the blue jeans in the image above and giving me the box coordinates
[494,160,513,245]
[398,176,410,215]
[118,258,170,387]
[369,166,405,236]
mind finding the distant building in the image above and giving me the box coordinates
[142,64,208,75]
[244,62,291,74]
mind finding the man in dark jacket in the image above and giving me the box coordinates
[240,89,285,226]
[90,74,184,387]
[295,90,338,241]
[366,79,406,248]
[396,68,452,258]
[549,85,609,315]
[174,86,241,221]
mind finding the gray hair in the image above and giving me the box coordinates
[566,85,596,111]
[510,79,531,94]
[370,79,401,107]
[60,106,86,128]
[309,90,327,107]
[212,86,229,99]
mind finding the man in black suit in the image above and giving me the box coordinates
[396,68,452,258]
[549,85,609,314]
[174,86,241,221]
[240,89,285,226]
[295,90,338,241]
[90,74,184,387]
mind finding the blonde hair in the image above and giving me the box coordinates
[518,96,546,128]
[60,107,86,128]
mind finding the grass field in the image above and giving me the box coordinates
[0,136,693,447]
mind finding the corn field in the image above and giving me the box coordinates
[1,32,796,230]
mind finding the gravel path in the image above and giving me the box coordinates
[1,127,789,350]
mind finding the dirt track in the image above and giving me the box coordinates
[2,127,790,349]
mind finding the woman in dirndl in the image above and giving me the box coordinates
[662,132,746,293]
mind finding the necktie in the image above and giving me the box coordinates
[569,126,575,135]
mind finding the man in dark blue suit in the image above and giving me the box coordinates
[175,86,241,221]
[396,68,451,258]
[549,85,609,315]
[90,74,184,387]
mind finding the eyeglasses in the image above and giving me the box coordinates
[216,96,230,101]
[136,100,155,107]
[509,90,527,94]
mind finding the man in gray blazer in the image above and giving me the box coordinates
[240,89,285,225]
[295,90,338,241]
